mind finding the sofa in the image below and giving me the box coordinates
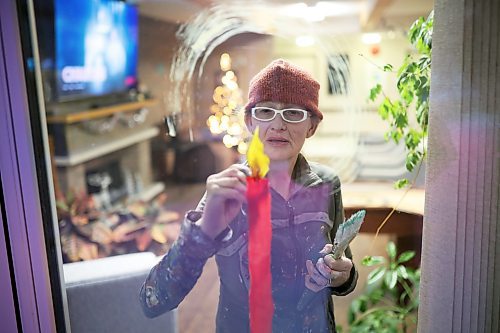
[63,252,178,333]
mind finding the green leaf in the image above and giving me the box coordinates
[369,84,382,101]
[408,17,424,43]
[394,178,409,189]
[348,306,356,324]
[394,111,408,128]
[417,57,431,71]
[405,151,421,172]
[378,99,392,120]
[397,72,409,88]
[359,298,368,312]
[414,78,422,90]
[350,298,362,314]
[383,64,393,72]
[368,266,387,285]
[401,87,413,104]
[387,242,396,259]
[406,62,417,74]
[391,129,403,143]
[362,255,386,266]
[417,105,429,129]
[404,131,419,151]
[368,288,385,303]
[397,251,416,264]
[397,265,409,279]
[385,270,398,289]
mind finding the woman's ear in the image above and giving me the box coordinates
[244,113,254,132]
[306,119,319,138]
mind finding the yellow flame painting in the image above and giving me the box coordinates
[247,127,270,178]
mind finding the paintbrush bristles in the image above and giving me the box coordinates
[331,210,366,259]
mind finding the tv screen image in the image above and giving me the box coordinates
[55,0,138,101]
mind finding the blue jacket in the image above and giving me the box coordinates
[140,155,358,332]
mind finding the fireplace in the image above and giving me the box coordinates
[54,128,161,205]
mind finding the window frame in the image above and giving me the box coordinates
[0,0,68,332]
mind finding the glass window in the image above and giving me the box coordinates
[23,1,428,332]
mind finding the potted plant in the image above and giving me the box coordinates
[344,242,420,333]
[368,11,433,189]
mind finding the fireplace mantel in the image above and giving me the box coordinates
[46,99,158,124]
[54,127,159,167]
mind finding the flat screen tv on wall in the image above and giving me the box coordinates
[37,0,139,104]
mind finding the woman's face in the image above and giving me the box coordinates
[245,101,319,164]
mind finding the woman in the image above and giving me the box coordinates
[140,59,358,332]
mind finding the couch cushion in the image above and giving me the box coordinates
[63,252,177,333]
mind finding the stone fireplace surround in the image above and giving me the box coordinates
[47,99,163,206]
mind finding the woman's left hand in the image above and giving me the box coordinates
[305,244,353,292]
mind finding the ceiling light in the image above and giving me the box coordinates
[283,2,362,21]
[295,36,315,47]
[316,1,362,16]
[362,33,381,45]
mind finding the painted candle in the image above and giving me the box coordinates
[246,128,273,333]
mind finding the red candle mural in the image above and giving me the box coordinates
[246,128,274,333]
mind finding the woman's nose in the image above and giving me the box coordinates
[270,113,287,130]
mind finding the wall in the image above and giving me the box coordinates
[273,32,413,111]
[138,15,180,126]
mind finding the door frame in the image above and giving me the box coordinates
[0,0,67,332]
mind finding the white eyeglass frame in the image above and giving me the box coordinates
[251,106,311,123]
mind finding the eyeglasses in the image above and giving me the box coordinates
[251,107,310,123]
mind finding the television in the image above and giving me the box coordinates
[37,0,139,104]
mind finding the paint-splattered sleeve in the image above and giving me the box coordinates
[139,210,231,318]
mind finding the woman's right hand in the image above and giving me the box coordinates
[196,164,250,239]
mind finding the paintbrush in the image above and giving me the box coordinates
[297,210,366,311]
[331,210,366,259]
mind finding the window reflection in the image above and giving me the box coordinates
[30,1,430,332]
[37,0,178,262]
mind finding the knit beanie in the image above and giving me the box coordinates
[244,59,322,120]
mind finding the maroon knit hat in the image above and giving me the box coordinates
[244,59,322,120]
